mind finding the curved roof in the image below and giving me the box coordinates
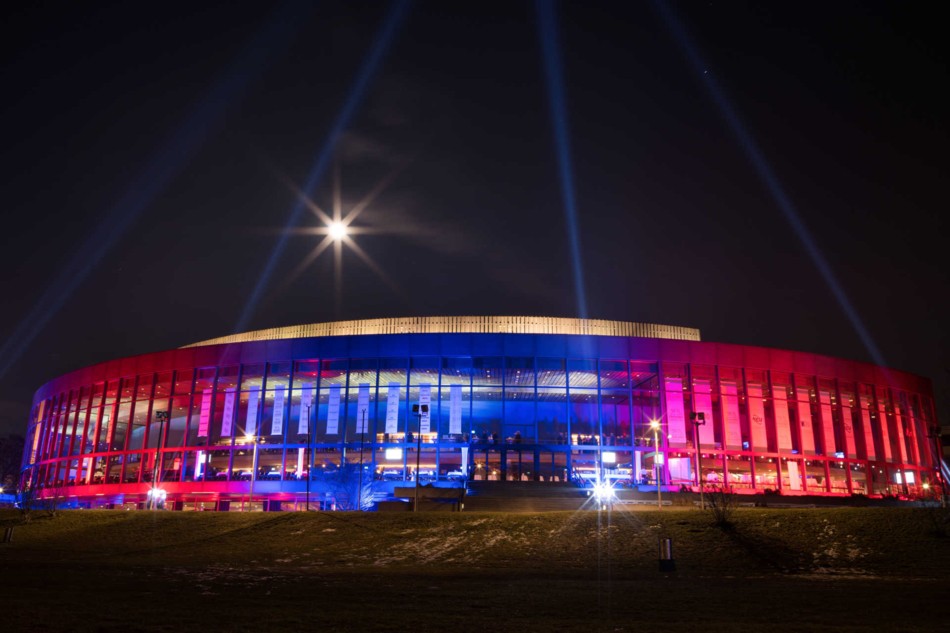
[182,316,701,348]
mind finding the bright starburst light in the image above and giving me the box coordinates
[328,221,347,241]
[264,162,407,316]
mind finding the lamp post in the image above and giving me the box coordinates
[411,403,428,512]
[357,408,367,511]
[690,412,706,510]
[650,419,662,510]
[247,434,260,507]
[925,425,947,508]
[305,402,312,511]
[149,410,169,510]
[247,397,262,509]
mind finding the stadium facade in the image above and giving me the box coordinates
[19,316,943,510]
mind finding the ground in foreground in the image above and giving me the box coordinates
[1,507,946,632]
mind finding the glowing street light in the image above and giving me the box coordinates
[650,419,662,510]
[305,402,312,511]
[328,221,347,241]
[411,403,428,512]
[148,410,169,510]
[690,412,706,510]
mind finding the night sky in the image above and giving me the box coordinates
[0,1,946,437]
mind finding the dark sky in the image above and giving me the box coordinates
[0,0,946,436]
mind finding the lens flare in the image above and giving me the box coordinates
[328,222,347,240]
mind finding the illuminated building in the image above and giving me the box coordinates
[19,316,942,509]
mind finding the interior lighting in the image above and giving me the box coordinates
[384,448,403,460]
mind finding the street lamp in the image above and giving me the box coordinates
[357,408,367,511]
[149,410,169,510]
[246,433,261,507]
[690,412,706,510]
[247,397,262,509]
[305,402,312,511]
[411,403,428,512]
[649,419,662,509]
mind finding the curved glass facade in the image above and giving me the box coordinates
[20,321,941,510]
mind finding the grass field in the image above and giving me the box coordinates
[1,506,947,632]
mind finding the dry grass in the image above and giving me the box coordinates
[0,507,947,632]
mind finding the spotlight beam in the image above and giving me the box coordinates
[235,0,412,333]
[653,0,886,367]
[537,0,589,320]
[264,234,335,302]
[274,168,333,226]
[0,3,313,380]
[343,236,405,298]
[340,155,414,225]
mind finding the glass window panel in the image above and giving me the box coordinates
[404,386,437,442]
[537,388,568,443]
[290,369,318,444]
[89,382,105,410]
[82,407,97,455]
[166,396,190,448]
[570,389,598,441]
[504,387,535,441]
[154,372,173,400]
[119,378,136,402]
[173,370,195,395]
[110,402,132,451]
[147,399,170,449]
[123,453,142,484]
[184,392,204,446]
[342,385,375,441]
[441,357,471,385]
[771,371,791,399]
[239,364,265,391]
[216,366,240,390]
[319,359,348,386]
[258,448,285,480]
[505,357,534,386]
[568,359,598,388]
[237,389,260,439]
[472,357,503,386]
[96,400,116,453]
[410,357,439,385]
[208,389,234,447]
[437,384,469,440]
[347,359,377,388]
[377,358,407,387]
[630,362,657,386]
[265,362,292,388]
[194,368,216,392]
[599,360,629,389]
[135,374,154,400]
[601,391,631,445]
[471,386,503,441]
[127,399,149,450]
[537,358,566,387]
[375,382,406,441]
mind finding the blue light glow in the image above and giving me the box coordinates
[652,0,886,367]
[0,3,311,380]
[537,0,589,320]
[235,0,413,333]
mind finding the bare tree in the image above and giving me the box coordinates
[705,484,738,529]
[319,463,375,511]
[0,434,25,493]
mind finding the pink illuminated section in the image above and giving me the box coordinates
[692,379,716,447]
[663,377,688,446]
[796,388,816,455]
[746,384,767,451]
